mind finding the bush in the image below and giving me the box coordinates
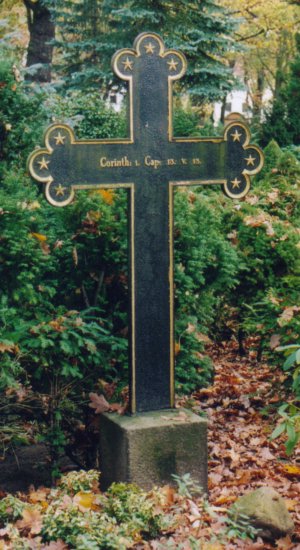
[46,89,127,139]
[215,141,300,360]
[40,471,166,549]
[0,55,47,170]
[174,188,239,391]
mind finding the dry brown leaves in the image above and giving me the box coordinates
[192,339,300,549]
[1,339,300,549]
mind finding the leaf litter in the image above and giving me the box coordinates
[0,339,299,549]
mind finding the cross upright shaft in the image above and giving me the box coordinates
[28,33,264,413]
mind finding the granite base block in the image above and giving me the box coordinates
[99,408,207,492]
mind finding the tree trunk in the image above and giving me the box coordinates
[24,0,55,83]
[252,70,265,120]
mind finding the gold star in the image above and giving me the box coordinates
[55,184,66,196]
[231,129,242,142]
[245,154,256,166]
[231,178,241,189]
[54,132,66,145]
[167,58,178,71]
[145,42,155,54]
[37,156,50,170]
[122,57,133,71]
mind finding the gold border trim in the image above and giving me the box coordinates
[224,175,251,199]
[129,184,136,414]
[243,144,265,176]
[45,182,75,207]
[169,183,175,407]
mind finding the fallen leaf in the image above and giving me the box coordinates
[196,332,212,344]
[270,334,281,350]
[73,491,100,512]
[0,341,18,354]
[267,190,279,204]
[281,464,300,478]
[40,240,51,254]
[208,472,223,487]
[97,189,114,204]
[214,494,236,505]
[234,470,252,485]
[244,212,275,237]
[285,499,299,511]
[260,447,276,461]
[245,194,259,205]
[250,437,262,446]
[276,535,294,549]
[186,323,196,333]
[30,232,47,242]
[87,210,101,222]
[278,306,300,327]
[158,485,176,506]
[89,392,109,414]
[16,507,43,535]
[28,488,49,504]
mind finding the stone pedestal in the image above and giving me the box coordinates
[99,408,207,492]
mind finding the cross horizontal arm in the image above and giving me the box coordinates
[28,120,263,207]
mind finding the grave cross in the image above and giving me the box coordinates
[28,32,263,414]
[0,122,6,160]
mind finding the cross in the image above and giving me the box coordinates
[28,32,264,414]
[0,122,6,161]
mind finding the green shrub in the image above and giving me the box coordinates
[269,344,300,456]
[47,90,127,140]
[42,505,131,549]
[0,495,25,525]
[0,55,47,170]
[174,188,239,391]
[105,482,162,537]
[41,472,166,549]
[57,469,100,494]
[257,139,283,180]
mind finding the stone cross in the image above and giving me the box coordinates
[28,32,263,414]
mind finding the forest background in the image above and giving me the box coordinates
[0,0,299,485]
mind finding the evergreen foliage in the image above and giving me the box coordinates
[257,139,283,180]
[262,34,300,146]
[0,57,47,170]
[285,33,300,144]
[261,91,290,147]
[52,0,237,102]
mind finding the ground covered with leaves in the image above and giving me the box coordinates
[0,341,299,549]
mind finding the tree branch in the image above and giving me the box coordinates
[81,284,91,308]
[235,29,265,42]
[93,271,105,307]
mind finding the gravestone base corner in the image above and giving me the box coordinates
[99,408,207,492]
